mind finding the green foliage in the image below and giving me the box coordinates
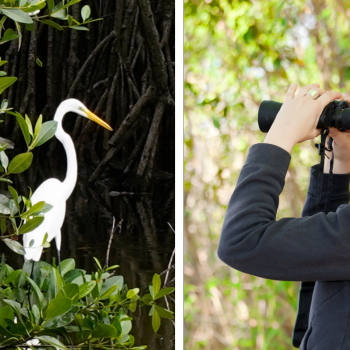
[0,257,175,349]
[184,0,350,348]
[0,1,101,43]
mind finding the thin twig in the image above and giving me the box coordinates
[164,247,175,287]
[106,216,116,268]
[105,218,123,268]
[167,222,175,234]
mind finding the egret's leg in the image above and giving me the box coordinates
[30,260,35,279]
[55,230,62,274]
[28,260,35,309]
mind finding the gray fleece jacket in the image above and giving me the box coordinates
[218,143,350,349]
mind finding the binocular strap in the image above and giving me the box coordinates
[292,281,316,347]
[292,130,334,348]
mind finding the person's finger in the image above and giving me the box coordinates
[317,91,342,107]
[283,83,297,103]
[303,87,326,100]
[294,83,320,99]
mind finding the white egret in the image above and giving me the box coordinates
[22,99,112,263]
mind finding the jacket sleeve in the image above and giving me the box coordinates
[217,143,350,282]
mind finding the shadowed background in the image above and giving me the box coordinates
[184,0,349,349]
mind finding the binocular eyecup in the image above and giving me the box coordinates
[258,100,350,133]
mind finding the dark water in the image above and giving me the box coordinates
[2,176,175,349]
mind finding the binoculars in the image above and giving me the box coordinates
[258,100,350,133]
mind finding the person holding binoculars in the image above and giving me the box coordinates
[218,83,350,349]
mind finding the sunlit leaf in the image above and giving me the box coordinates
[24,201,45,216]
[151,307,161,332]
[0,77,17,94]
[81,5,91,21]
[0,151,8,172]
[0,8,33,24]
[152,273,161,297]
[19,216,44,234]
[59,258,75,276]
[8,152,33,174]
[30,121,57,148]
[154,287,175,300]
[78,281,96,299]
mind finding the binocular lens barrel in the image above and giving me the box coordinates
[258,100,350,132]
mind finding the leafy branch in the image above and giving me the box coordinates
[0,256,175,349]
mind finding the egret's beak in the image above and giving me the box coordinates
[83,108,113,131]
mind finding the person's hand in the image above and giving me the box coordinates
[324,94,350,174]
[264,83,342,153]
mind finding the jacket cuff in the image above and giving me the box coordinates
[309,164,350,198]
[245,143,291,177]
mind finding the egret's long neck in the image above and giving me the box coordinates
[54,106,77,199]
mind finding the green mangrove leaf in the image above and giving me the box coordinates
[101,276,123,296]
[154,287,175,300]
[32,304,40,324]
[35,57,42,67]
[19,216,44,234]
[34,114,42,138]
[99,285,117,300]
[59,258,75,276]
[0,29,20,45]
[0,150,8,172]
[151,306,160,332]
[64,269,83,284]
[8,152,33,174]
[0,306,14,327]
[31,121,57,148]
[3,299,25,326]
[24,201,45,216]
[152,273,161,297]
[0,8,33,24]
[26,276,46,309]
[8,186,19,211]
[42,305,79,329]
[47,0,55,11]
[15,112,31,145]
[56,283,79,303]
[3,269,21,286]
[0,76,16,94]
[40,19,63,30]
[3,238,25,255]
[126,288,140,299]
[91,324,117,339]
[81,5,91,21]
[154,305,174,319]
[70,25,89,31]
[78,281,96,299]
[44,297,71,320]
[36,335,67,350]
[25,114,33,136]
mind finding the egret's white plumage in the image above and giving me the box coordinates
[22,99,112,261]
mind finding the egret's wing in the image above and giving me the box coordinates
[23,179,66,261]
